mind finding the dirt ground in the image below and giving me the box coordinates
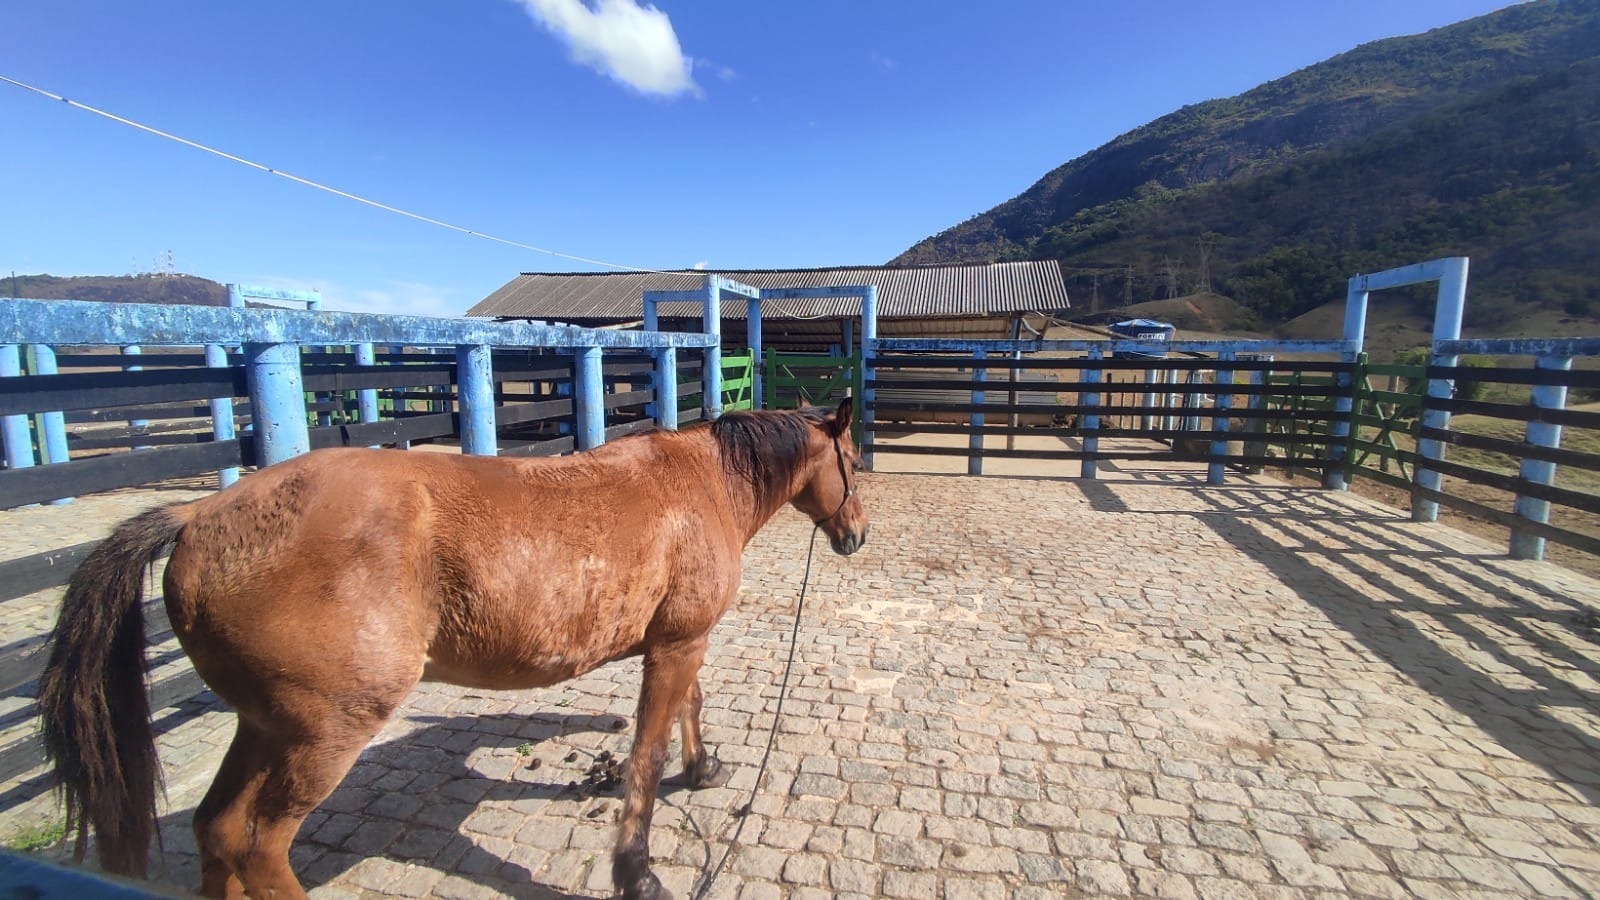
[871,430,1600,581]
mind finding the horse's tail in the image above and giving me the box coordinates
[38,503,189,876]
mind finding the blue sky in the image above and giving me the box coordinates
[3,0,1516,316]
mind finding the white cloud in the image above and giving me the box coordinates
[691,260,708,270]
[870,50,897,72]
[515,0,698,98]
[252,277,463,318]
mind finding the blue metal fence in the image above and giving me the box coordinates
[0,297,716,508]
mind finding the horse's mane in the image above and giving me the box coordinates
[709,407,829,509]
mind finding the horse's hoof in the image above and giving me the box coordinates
[621,871,669,900]
[689,752,724,789]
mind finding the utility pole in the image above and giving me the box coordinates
[1196,232,1216,293]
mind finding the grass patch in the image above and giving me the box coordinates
[7,818,68,853]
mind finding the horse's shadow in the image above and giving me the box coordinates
[153,711,694,899]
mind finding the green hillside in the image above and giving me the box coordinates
[893,0,1600,352]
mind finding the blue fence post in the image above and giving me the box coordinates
[703,278,723,420]
[204,343,240,488]
[643,293,678,429]
[356,342,379,430]
[1208,351,1235,486]
[212,283,246,482]
[860,285,878,471]
[969,349,986,476]
[456,344,497,456]
[1510,354,1571,560]
[27,345,70,473]
[244,341,311,466]
[748,295,763,409]
[1327,277,1370,491]
[1081,346,1104,479]
[575,345,605,450]
[1415,258,1469,524]
[122,344,151,450]
[0,345,35,475]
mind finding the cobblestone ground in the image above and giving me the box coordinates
[4,463,1600,899]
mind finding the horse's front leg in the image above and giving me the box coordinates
[679,677,722,788]
[614,637,706,900]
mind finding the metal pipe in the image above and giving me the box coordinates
[702,278,722,420]
[456,343,497,456]
[1081,346,1103,479]
[969,349,986,476]
[205,342,240,487]
[0,344,35,475]
[575,345,605,450]
[244,341,311,466]
[1510,354,1571,560]
[1414,257,1470,523]
[747,296,763,409]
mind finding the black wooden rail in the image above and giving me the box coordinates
[866,351,1350,473]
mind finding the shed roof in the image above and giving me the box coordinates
[468,261,1069,321]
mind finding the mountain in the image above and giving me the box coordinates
[5,273,229,306]
[892,0,1600,342]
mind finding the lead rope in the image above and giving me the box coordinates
[689,520,820,900]
[691,438,854,900]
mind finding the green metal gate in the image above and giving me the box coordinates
[763,350,863,441]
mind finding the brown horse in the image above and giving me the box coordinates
[38,398,867,900]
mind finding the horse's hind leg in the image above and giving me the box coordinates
[678,677,721,788]
[194,721,271,899]
[236,715,398,898]
[614,638,707,900]
[194,707,399,899]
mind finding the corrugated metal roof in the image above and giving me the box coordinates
[468,261,1069,321]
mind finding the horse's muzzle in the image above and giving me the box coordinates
[831,524,868,556]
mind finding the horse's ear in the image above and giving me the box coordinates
[831,396,854,435]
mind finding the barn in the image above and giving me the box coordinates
[467,260,1070,353]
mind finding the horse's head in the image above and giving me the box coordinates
[792,398,869,556]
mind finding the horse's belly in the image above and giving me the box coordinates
[421,591,655,691]
[418,649,618,690]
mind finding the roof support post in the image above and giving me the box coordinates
[456,343,497,456]
[245,340,311,467]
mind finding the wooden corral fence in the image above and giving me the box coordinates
[1343,340,1600,560]
[858,334,1600,566]
[862,338,1354,481]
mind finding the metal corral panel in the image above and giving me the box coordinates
[469,261,1068,322]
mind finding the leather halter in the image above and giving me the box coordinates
[812,435,858,526]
